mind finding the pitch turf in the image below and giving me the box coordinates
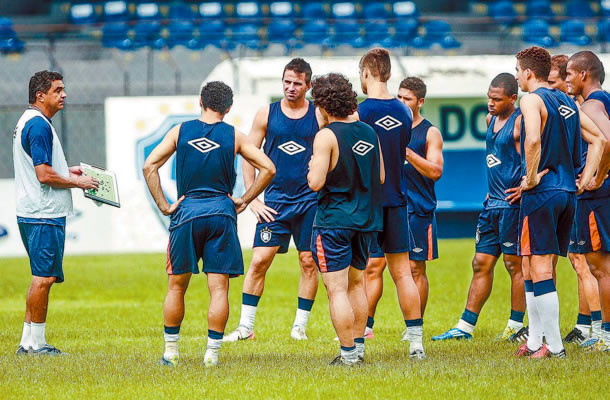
[0,239,607,399]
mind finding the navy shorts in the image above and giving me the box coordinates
[369,232,385,258]
[475,207,520,257]
[518,191,576,257]
[18,221,65,283]
[253,200,316,253]
[311,228,375,272]
[574,197,610,254]
[409,212,439,261]
[167,215,244,277]
[568,219,580,254]
[377,205,412,254]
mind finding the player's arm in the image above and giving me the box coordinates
[315,107,328,128]
[378,137,385,184]
[307,128,335,191]
[519,94,548,191]
[142,124,183,216]
[35,164,98,190]
[486,113,492,128]
[405,127,443,181]
[234,129,276,214]
[580,100,610,191]
[505,115,523,204]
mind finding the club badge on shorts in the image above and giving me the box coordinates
[260,227,272,243]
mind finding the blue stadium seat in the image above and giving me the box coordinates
[231,23,265,49]
[199,2,224,20]
[169,3,196,20]
[167,20,198,49]
[392,1,419,20]
[393,18,418,45]
[526,1,554,21]
[522,19,556,47]
[598,18,610,42]
[269,2,296,19]
[489,1,518,25]
[198,20,231,49]
[102,22,132,50]
[234,2,263,23]
[331,20,361,47]
[560,19,592,45]
[331,2,358,20]
[0,18,24,54]
[267,19,300,51]
[302,3,328,20]
[0,16,13,33]
[103,1,129,22]
[301,19,331,46]
[361,21,394,48]
[412,20,461,49]
[132,21,162,49]
[565,1,595,19]
[70,3,97,24]
[603,0,610,17]
[135,2,160,21]
[363,3,390,21]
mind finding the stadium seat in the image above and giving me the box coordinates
[135,2,160,21]
[526,1,554,21]
[199,2,224,20]
[0,18,24,54]
[363,3,390,21]
[70,3,97,24]
[331,20,361,47]
[234,2,263,23]
[267,19,300,51]
[269,2,296,19]
[361,21,394,48]
[169,3,196,20]
[598,18,610,42]
[132,21,162,49]
[198,20,231,49]
[231,23,265,50]
[331,2,358,20]
[565,0,595,19]
[412,20,461,49]
[103,1,129,22]
[301,19,331,46]
[392,1,419,20]
[603,0,610,17]
[560,20,592,46]
[393,18,419,45]
[522,19,556,47]
[302,3,328,20]
[167,20,198,49]
[102,22,132,50]
[489,1,518,25]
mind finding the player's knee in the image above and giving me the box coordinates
[367,258,386,276]
[299,252,317,273]
[249,254,273,275]
[503,258,521,277]
[31,276,55,290]
[410,261,426,278]
[472,255,492,275]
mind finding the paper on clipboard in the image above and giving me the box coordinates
[80,163,121,208]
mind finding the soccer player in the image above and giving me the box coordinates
[432,73,526,342]
[566,51,610,351]
[548,54,602,346]
[13,71,99,355]
[307,73,383,365]
[514,46,605,358]
[358,48,425,358]
[143,81,275,367]
[224,58,326,342]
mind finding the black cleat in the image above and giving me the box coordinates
[31,344,67,356]
[563,328,587,345]
[15,345,30,355]
[509,326,529,343]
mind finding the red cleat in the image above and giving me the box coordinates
[529,344,566,359]
[514,343,537,357]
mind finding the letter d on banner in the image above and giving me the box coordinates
[440,106,465,142]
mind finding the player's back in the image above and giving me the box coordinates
[359,98,412,207]
[314,121,382,232]
[263,100,319,203]
[580,90,610,199]
[520,87,581,193]
[486,109,522,208]
[404,119,436,215]
[170,119,236,230]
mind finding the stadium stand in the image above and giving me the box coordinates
[103,1,129,22]
[199,2,224,20]
[526,1,555,21]
[560,19,592,45]
[522,18,557,47]
[0,17,24,54]
[489,1,518,26]
[412,20,461,49]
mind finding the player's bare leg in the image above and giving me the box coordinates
[497,254,527,340]
[291,251,318,340]
[204,273,230,366]
[364,257,386,337]
[347,267,367,359]
[564,252,599,344]
[586,252,610,351]
[23,276,58,354]
[410,260,428,316]
[161,273,191,366]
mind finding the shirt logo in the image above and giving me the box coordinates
[475,227,481,244]
[486,154,501,168]
[412,247,423,253]
[260,227,272,243]
[188,137,220,154]
[578,240,586,246]
[558,105,576,119]
[352,140,375,156]
[503,242,514,248]
[278,141,306,155]
[375,115,403,131]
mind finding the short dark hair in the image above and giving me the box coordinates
[569,50,605,83]
[200,81,233,113]
[360,48,391,82]
[311,73,358,118]
[516,46,551,81]
[551,54,568,80]
[399,77,426,99]
[29,70,63,104]
[490,72,518,97]
[283,58,312,83]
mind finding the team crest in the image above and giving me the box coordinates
[260,228,273,243]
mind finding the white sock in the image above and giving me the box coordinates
[293,309,311,328]
[406,326,424,353]
[30,322,46,350]
[525,292,543,351]
[591,320,602,339]
[534,291,564,354]
[575,324,591,337]
[341,347,358,363]
[456,319,475,334]
[163,332,179,359]
[239,304,257,331]
[20,322,31,349]
[205,337,222,360]
[355,341,365,358]
[506,319,523,331]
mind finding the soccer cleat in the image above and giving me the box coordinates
[580,337,599,349]
[509,326,529,343]
[364,328,374,340]
[290,326,308,340]
[158,355,178,367]
[431,328,472,341]
[222,325,254,343]
[495,326,518,342]
[203,352,218,368]
[529,344,566,359]
[589,339,610,352]
[329,355,358,366]
[409,349,426,360]
[514,343,538,357]
[15,345,30,355]
[31,344,67,356]
[563,327,587,345]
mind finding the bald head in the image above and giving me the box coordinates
[569,51,604,83]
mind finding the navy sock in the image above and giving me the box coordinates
[242,293,261,307]
[591,310,602,322]
[461,309,478,326]
[164,325,180,335]
[510,310,525,323]
[524,279,534,293]
[602,322,610,332]
[208,329,224,340]
[366,316,374,329]
[533,279,556,296]
[405,318,423,327]
[577,313,591,325]
[297,297,314,311]
[354,337,365,344]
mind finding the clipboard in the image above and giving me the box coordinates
[80,163,121,208]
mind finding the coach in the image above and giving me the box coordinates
[13,70,98,355]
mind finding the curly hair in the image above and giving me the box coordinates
[516,46,551,81]
[200,81,233,113]
[29,70,63,104]
[311,73,358,119]
[359,48,391,82]
[551,54,568,80]
[399,77,426,99]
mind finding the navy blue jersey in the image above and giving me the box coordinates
[263,100,319,203]
[359,98,412,207]
[486,109,522,209]
[579,90,610,199]
[170,120,236,230]
[314,121,383,232]
[520,88,581,193]
[404,119,437,215]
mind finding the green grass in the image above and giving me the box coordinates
[0,239,606,399]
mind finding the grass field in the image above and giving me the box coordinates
[0,239,607,399]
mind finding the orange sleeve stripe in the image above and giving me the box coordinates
[589,211,602,252]
[316,234,328,272]
[520,216,531,256]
